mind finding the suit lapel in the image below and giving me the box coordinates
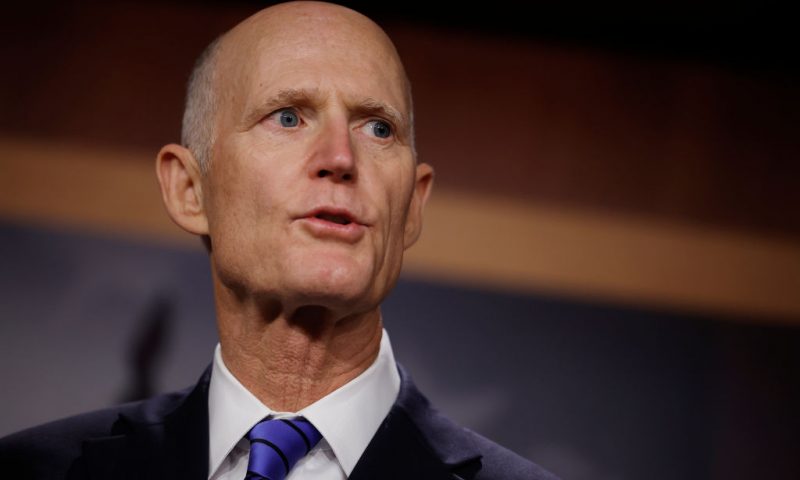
[82,369,210,480]
[348,407,454,480]
[349,365,483,480]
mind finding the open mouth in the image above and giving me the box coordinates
[314,212,352,225]
[299,208,366,242]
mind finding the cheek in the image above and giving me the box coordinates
[388,164,416,224]
[205,161,270,250]
[376,172,415,255]
[208,144,289,218]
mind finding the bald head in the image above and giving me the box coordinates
[181,1,414,173]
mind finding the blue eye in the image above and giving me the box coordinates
[369,120,392,138]
[278,109,299,127]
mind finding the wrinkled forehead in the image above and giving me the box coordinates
[215,5,411,121]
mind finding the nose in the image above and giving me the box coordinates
[309,118,357,183]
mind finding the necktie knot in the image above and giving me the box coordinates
[245,416,322,480]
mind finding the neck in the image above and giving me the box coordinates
[214,284,383,412]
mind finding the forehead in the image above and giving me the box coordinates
[219,8,410,119]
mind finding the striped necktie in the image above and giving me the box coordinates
[245,416,323,480]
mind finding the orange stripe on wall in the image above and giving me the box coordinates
[0,137,190,244]
[2,136,799,321]
[407,192,800,321]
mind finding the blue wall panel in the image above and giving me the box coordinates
[1,221,798,479]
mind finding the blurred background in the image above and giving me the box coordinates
[1,1,799,479]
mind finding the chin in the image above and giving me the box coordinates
[283,258,378,311]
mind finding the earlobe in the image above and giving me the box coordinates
[403,162,434,249]
[155,143,209,236]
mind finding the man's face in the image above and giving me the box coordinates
[200,7,431,316]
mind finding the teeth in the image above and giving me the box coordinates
[316,213,351,225]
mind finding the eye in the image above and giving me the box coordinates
[367,120,392,139]
[276,109,300,128]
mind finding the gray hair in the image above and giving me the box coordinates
[181,36,223,174]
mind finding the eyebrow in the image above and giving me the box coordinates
[243,88,324,126]
[350,97,407,135]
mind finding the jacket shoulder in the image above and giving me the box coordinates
[408,406,559,480]
[396,366,559,480]
[0,406,119,478]
[0,387,192,478]
[463,428,560,480]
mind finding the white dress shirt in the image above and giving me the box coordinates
[207,329,401,480]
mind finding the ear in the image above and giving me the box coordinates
[403,162,434,249]
[155,143,209,236]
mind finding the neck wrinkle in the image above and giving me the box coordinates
[214,277,384,412]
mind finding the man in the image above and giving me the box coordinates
[0,2,558,479]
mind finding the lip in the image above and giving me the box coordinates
[295,206,368,243]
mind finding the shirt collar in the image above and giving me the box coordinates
[207,343,271,477]
[207,328,400,477]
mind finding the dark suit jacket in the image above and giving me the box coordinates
[0,366,558,479]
